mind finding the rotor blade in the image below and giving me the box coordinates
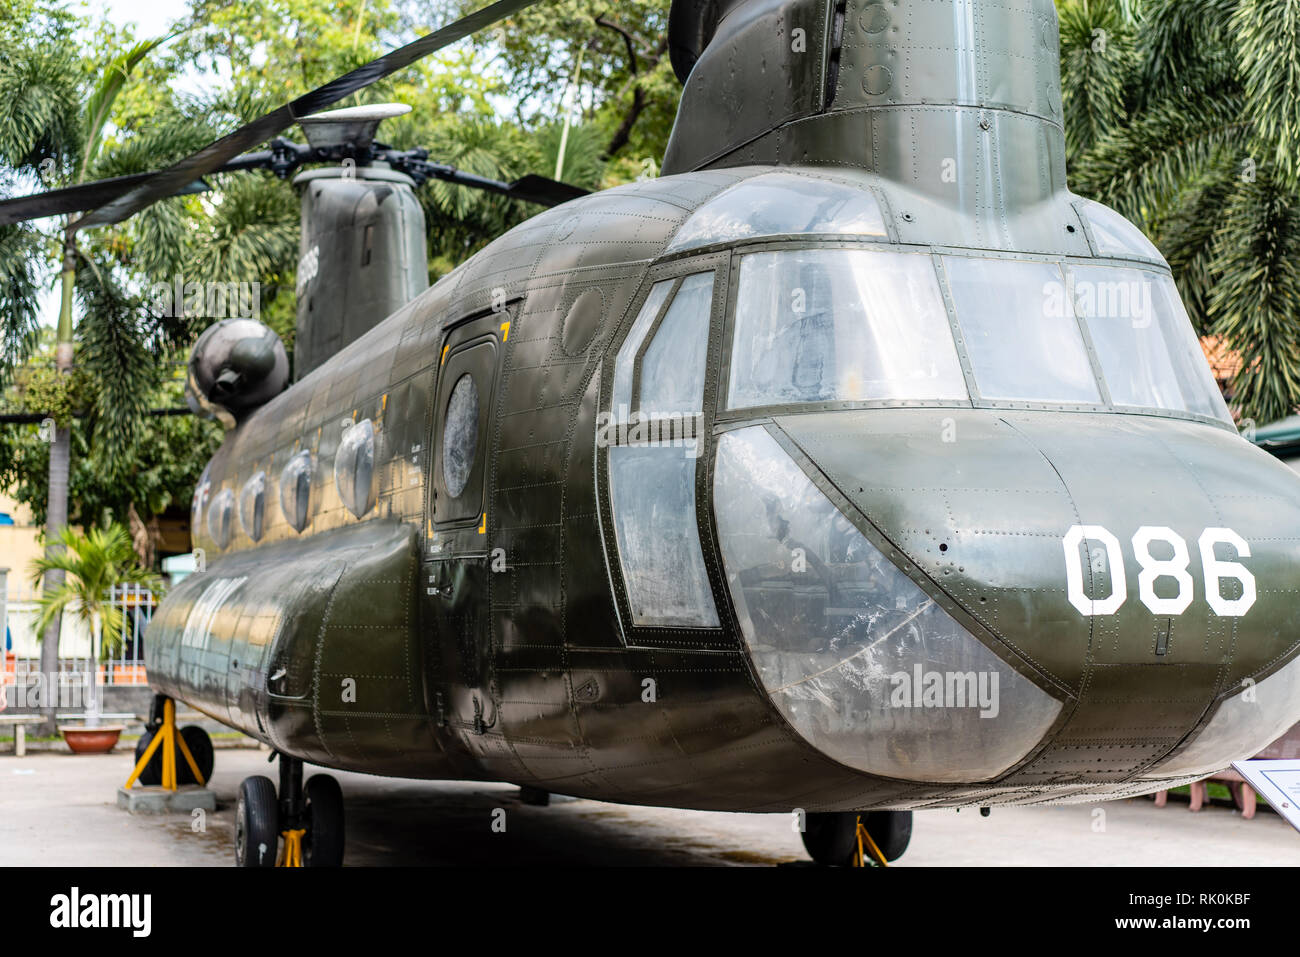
[0,172,208,226]
[71,0,540,231]
[418,164,589,208]
[504,174,589,207]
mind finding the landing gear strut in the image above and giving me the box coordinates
[801,811,912,867]
[235,753,344,867]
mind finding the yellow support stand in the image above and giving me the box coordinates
[852,815,889,868]
[123,697,206,790]
[278,829,306,867]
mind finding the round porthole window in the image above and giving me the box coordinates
[207,488,235,549]
[334,418,377,519]
[442,374,479,499]
[279,450,314,532]
[239,471,267,541]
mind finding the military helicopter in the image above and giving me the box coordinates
[5,0,1300,869]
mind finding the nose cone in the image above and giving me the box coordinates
[775,408,1300,784]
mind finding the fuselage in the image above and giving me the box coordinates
[145,163,1300,811]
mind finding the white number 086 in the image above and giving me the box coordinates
[1062,526,1256,618]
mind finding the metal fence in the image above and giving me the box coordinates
[2,582,156,690]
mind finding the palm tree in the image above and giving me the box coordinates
[28,525,160,727]
[1057,0,1300,425]
[0,7,238,733]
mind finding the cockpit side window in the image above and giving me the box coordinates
[637,272,714,414]
[606,271,720,629]
[611,279,673,420]
[727,249,967,410]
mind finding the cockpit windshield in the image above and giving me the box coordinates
[728,249,967,409]
[1070,266,1231,420]
[943,257,1101,404]
[725,247,1233,425]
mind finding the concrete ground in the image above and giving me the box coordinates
[2,747,1297,866]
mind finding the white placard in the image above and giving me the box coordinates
[1231,759,1300,834]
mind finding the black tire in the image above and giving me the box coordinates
[132,725,214,786]
[178,725,214,785]
[133,729,162,786]
[801,811,913,865]
[862,811,912,862]
[236,775,279,868]
[302,775,345,867]
[801,812,860,866]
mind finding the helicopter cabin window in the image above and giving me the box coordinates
[442,374,479,499]
[638,272,714,414]
[664,171,888,254]
[943,257,1102,405]
[207,488,234,549]
[335,418,376,519]
[727,249,966,410]
[239,471,267,541]
[607,272,720,628]
[1075,198,1164,262]
[611,279,674,418]
[1072,266,1232,422]
[279,450,313,532]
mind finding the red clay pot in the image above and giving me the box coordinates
[58,725,124,754]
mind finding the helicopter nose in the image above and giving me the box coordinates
[735,409,1300,787]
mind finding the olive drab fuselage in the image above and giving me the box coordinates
[144,0,1300,811]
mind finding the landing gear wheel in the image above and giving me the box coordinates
[801,811,912,866]
[132,725,214,785]
[862,811,911,862]
[133,730,161,786]
[178,726,214,784]
[801,812,859,866]
[302,775,345,867]
[236,775,279,867]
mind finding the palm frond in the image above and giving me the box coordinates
[28,524,157,655]
[79,34,175,180]
[1207,170,1300,423]
[74,256,160,461]
[1231,0,1300,190]
[0,41,81,173]
[1057,0,1138,157]
[192,174,299,285]
[1072,85,1249,228]
[0,223,46,390]
[1136,0,1241,109]
[1154,162,1241,334]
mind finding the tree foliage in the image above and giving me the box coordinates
[1058,0,1300,423]
[0,336,222,532]
[0,0,675,541]
[28,524,161,656]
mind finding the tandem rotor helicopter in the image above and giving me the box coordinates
[4,0,1300,868]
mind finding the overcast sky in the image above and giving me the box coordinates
[89,0,191,36]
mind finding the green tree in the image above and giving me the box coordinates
[1,0,649,739]
[29,524,161,725]
[0,337,222,547]
[435,0,677,162]
[1057,0,1300,424]
[0,1,210,734]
